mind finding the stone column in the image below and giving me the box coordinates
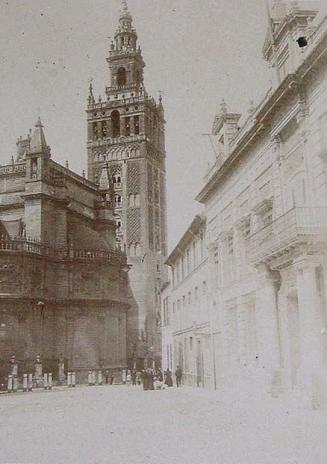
[237,296,249,368]
[295,257,327,407]
[255,265,282,395]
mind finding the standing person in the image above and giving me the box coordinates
[110,372,114,385]
[164,368,173,387]
[142,369,148,391]
[175,365,182,388]
[131,369,137,386]
[126,369,132,386]
[147,368,154,391]
[122,369,127,385]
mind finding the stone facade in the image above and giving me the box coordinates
[161,216,213,388]
[164,1,327,407]
[197,1,327,407]
[86,2,167,367]
[0,119,129,384]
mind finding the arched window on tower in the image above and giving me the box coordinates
[117,67,127,86]
[134,115,140,135]
[113,174,122,188]
[114,194,122,208]
[111,111,120,138]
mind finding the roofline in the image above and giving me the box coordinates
[196,24,327,204]
[165,214,206,266]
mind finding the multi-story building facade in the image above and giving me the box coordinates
[0,119,129,383]
[86,1,167,367]
[162,215,213,387]
[195,1,327,407]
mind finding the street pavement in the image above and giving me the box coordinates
[0,385,326,464]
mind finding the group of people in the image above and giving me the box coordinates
[164,366,183,388]
[122,366,183,390]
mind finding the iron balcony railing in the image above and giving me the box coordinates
[0,236,126,264]
[248,207,327,264]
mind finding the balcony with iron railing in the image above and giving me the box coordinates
[0,236,126,265]
[248,207,327,265]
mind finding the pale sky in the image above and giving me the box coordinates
[0,0,272,251]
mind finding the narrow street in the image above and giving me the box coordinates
[0,385,326,464]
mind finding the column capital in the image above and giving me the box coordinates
[293,255,319,273]
[255,263,280,287]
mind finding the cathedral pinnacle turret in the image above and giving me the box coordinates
[29,117,51,158]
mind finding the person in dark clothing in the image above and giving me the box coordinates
[109,372,114,385]
[131,369,137,386]
[164,369,173,387]
[175,366,182,387]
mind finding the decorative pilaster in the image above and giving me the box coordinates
[294,256,327,408]
[254,264,282,395]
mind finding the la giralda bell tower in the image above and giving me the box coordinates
[86,1,167,368]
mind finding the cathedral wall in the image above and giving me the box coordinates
[0,300,128,383]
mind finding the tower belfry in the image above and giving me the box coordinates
[86,2,167,366]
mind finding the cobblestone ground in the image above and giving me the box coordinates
[0,385,326,464]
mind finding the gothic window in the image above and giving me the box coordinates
[117,67,127,86]
[93,122,98,141]
[111,110,120,138]
[125,117,131,136]
[134,115,140,135]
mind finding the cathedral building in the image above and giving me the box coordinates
[0,118,129,383]
[86,1,167,367]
